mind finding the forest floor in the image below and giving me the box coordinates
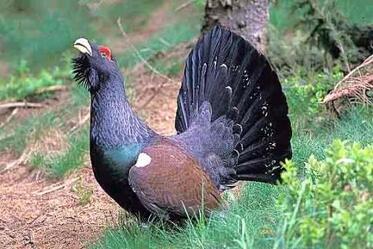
[0,2,189,248]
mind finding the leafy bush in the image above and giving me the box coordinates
[0,59,70,101]
[284,68,343,130]
[279,140,372,249]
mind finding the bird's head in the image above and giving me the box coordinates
[72,38,119,93]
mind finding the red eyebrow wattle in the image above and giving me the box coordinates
[99,46,112,60]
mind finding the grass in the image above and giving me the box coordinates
[151,57,184,77]
[47,127,89,177]
[0,0,165,71]
[91,183,282,249]
[292,107,373,165]
[71,179,94,206]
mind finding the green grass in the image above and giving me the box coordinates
[49,128,89,177]
[292,107,373,166]
[150,57,184,77]
[0,0,93,69]
[91,183,282,249]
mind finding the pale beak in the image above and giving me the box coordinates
[73,38,92,56]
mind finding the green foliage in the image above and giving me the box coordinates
[192,0,206,9]
[285,68,343,125]
[291,106,373,166]
[270,0,373,31]
[0,59,69,101]
[0,0,169,73]
[280,141,372,249]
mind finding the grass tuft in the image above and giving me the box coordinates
[31,128,89,178]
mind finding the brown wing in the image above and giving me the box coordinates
[128,142,221,218]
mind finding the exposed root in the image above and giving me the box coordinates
[35,85,68,95]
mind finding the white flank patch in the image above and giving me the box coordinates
[135,153,152,167]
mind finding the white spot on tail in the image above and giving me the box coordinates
[135,153,152,167]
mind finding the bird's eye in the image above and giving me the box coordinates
[101,52,107,58]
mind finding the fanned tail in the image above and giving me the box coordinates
[175,26,292,184]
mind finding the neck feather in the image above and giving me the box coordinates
[90,73,154,149]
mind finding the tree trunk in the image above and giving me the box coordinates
[202,0,269,52]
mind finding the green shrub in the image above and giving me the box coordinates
[284,68,343,131]
[279,140,373,249]
[0,59,70,101]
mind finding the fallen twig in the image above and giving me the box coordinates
[0,108,18,128]
[175,0,194,12]
[0,150,31,173]
[35,85,68,94]
[117,18,176,84]
[34,177,78,196]
[0,102,44,110]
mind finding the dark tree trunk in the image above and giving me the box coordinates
[202,0,269,52]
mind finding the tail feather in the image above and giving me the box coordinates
[175,26,291,184]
